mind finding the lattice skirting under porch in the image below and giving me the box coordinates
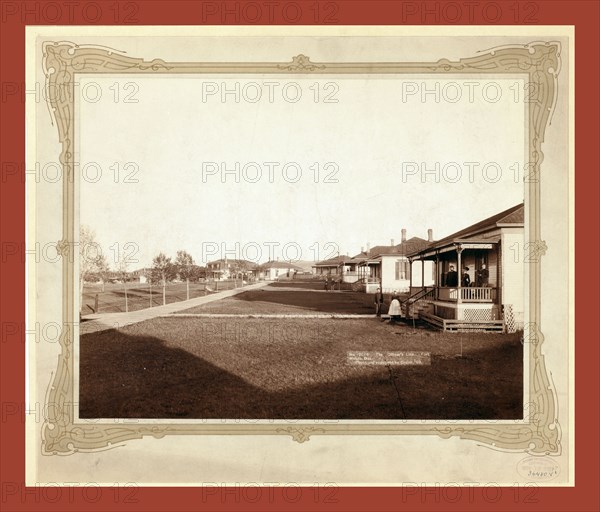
[463,308,496,322]
[504,304,517,333]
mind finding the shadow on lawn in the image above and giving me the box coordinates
[80,328,523,420]
[79,329,269,419]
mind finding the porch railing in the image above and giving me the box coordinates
[351,277,380,291]
[341,271,361,283]
[438,287,496,302]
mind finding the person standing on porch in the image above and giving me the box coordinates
[374,287,385,317]
[477,264,489,287]
[462,267,471,287]
[446,265,458,287]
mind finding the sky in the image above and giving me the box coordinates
[78,75,526,269]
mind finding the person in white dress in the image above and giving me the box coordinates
[388,291,402,324]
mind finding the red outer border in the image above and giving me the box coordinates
[1,1,598,511]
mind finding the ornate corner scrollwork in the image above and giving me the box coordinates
[277,54,326,72]
[56,239,71,257]
[276,426,326,443]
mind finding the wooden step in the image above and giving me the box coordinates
[419,312,505,332]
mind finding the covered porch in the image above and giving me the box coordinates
[337,256,364,284]
[355,259,381,293]
[407,239,504,331]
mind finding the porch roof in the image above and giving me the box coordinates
[357,258,381,266]
[414,237,500,259]
[259,260,303,271]
[312,255,346,268]
[408,203,523,259]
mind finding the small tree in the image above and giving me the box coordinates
[175,250,195,300]
[152,253,175,305]
[115,257,130,313]
[143,267,154,307]
[190,265,206,282]
[236,260,250,286]
[96,253,110,292]
[229,260,239,288]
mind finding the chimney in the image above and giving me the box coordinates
[390,239,394,246]
[401,229,407,242]
[366,242,371,254]
[428,228,433,242]
[361,246,364,253]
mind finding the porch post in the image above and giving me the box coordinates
[409,257,413,293]
[496,246,500,304]
[435,251,439,299]
[456,244,462,304]
[421,259,425,290]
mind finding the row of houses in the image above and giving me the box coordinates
[86,260,309,285]
[205,259,312,281]
[312,203,525,332]
[312,229,436,293]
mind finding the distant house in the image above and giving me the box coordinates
[356,232,435,293]
[259,260,303,281]
[312,255,346,277]
[129,268,151,284]
[336,254,365,283]
[359,236,435,293]
[206,258,255,281]
[290,260,316,274]
[86,268,148,284]
[406,203,525,332]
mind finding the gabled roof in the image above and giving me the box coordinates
[366,245,394,258]
[351,250,369,259]
[313,255,346,267]
[339,255,365,265]
[260,260,303,270]
[409,203,524,256]
[351,237,431,262]
[369,237,431,258]
[206,258,255,267]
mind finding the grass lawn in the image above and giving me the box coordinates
[79,316,523,420]
[82,280,243,314]
[268,280,330,290]
[180,287,378,315]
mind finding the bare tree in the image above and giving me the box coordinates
[79,225,105,314]
[97,253,110,292]
[115,257,130,313]
[175,250,195,300]
[236,260,250,286]
[229,260,239,288]
[144,267,154,307]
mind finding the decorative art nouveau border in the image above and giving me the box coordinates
[40,40,561,455]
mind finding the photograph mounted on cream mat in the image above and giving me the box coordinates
[26,26,573,486]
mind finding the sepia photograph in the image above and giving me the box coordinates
[75,71,527,421]
[25,26,573,486]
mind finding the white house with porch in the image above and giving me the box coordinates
[312,255,346,277]
[206,258,255,281]
[404,203,525,332]
[356,231,435,293]
[259,260,303,281]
